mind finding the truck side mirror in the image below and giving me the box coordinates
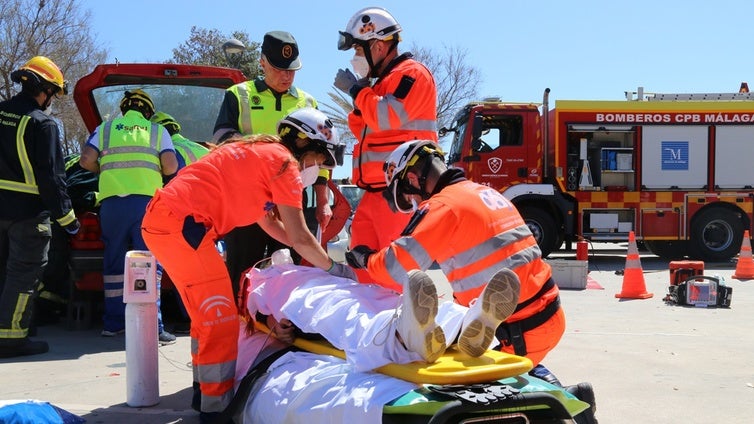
[472,113,483,140]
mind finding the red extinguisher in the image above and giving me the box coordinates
[576,239,589,261]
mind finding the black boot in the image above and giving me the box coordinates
[192,381,201,412]
[0,337,49,358]
[566,382,598,424]
[528,363,563,387]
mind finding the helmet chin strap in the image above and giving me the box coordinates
[364,40,398,78]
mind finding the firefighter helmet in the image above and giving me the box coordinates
[10,56,68,95]
[383,140,444,213]
[151,111,181,135]
[337,7,402,51]
[277,107,344,169]
[120,89,155,118]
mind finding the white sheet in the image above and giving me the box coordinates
[248,264,466,371]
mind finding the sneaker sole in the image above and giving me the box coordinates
[459,268,521,357]
[405,270,446,363]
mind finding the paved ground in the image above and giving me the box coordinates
[1,243,753,423]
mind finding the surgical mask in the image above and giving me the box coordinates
[350,54,370,79]
[299,164,320,188]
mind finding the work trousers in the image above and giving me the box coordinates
[349,191,410,289]
[0,213,51,340]
[142,197,237,413]
[100,195,164,333]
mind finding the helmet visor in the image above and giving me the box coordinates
[338,31,356,51]
[382,179,413,214]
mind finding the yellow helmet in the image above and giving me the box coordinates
[151,111,181,135]
[11,56,68,95]
[119,89,155,117]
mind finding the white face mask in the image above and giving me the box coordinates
[299,164,320,188]
[350,54,370,79]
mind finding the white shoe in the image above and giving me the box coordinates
[458,268,520,357]
[396,270,446,363]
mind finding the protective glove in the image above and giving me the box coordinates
[345,245,376,269]
[327,261,357,281]
[334,69,368,99]
[334,68,359,94]
[63,219,80,235]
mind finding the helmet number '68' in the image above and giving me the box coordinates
[479,188,513,211]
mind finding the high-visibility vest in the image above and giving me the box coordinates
[349,55,438,191]
[171,134,209,166]
[228,79,317,136]
[96,110,164,200]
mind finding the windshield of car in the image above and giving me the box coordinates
[339,185,364,211]
[91,84,227,142]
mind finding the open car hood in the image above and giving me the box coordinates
[74,63,246,142]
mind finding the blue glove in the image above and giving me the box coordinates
[346,245,376,269]
[327,261,357,281]
[63,219,80,235]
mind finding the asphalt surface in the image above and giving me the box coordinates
[1,243,753,423]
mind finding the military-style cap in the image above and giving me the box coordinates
[262,31,302,70]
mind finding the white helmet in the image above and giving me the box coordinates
[277,108,344,169]
[337,7,402,51]
[383,140,444,213]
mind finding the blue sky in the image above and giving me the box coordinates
[87,0,753,179]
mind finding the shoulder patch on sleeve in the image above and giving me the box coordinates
[394,75,416,100]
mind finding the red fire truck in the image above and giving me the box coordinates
[444,87,754,261]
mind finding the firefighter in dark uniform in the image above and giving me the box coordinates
[0,56,79,358]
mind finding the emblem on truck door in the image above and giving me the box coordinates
[488,157,502,173]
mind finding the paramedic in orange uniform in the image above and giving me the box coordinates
[141,109,352,423]
[346,141,565,372]
[333,7,438,285]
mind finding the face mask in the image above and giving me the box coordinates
[350,54,370,79]
[299,164,320,188]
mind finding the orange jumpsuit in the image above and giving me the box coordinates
[348,53,438,283]
[141,141,302,413]
[365,172,565,365]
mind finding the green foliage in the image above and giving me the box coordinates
[169,26,261,80]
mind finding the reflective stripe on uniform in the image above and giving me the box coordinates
[0,293,31,338]
[235,83,253,135]
[0,116,39,194]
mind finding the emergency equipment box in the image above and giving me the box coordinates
[669,260,704,286]
[546,259,588,289]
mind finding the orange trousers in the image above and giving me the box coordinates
[349,190,410,289]
[141,198,238,413]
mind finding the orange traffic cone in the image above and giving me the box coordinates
[615,231,653,299]
[733,230,754,280]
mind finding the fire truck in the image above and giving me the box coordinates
[444,87,754,261]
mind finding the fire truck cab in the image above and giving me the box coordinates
[445,88,754,261]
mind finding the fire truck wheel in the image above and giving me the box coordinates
[519,206,559,258]
[689,207,744,262]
